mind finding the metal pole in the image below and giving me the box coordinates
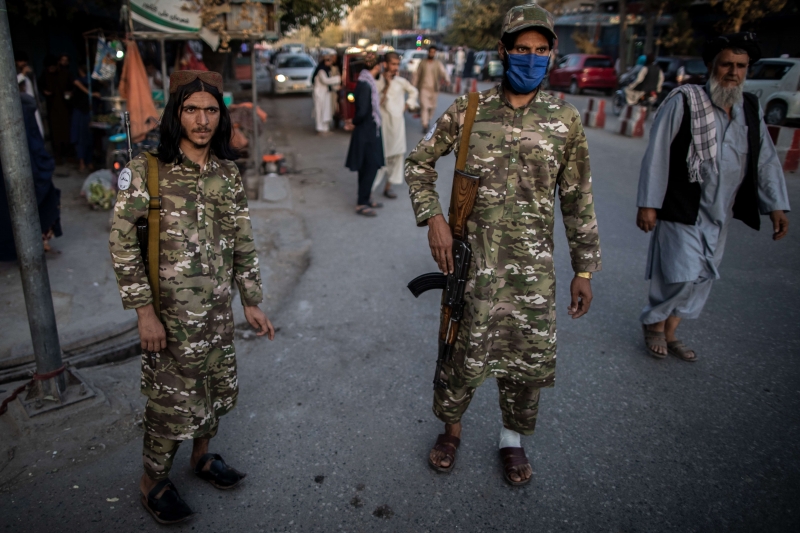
[0,0,65,391]
[250,39,259,175]
[160,38,168,95]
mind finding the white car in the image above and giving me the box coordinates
[744,58,800,125]
[271,53,316,95]
[400,49,428,74]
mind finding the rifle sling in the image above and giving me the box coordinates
[455,92,479,172]
[144,153,161,316]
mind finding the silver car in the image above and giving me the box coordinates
[271,53,316,95]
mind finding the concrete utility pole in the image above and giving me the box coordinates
[0,0,65,393]
[618,0,628,73]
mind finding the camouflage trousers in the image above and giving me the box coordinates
[432,361,541,435]
[143,420,219,481]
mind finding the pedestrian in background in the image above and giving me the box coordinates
[40,54,73,163]
[406,3,600,486]
[637,32,789,362]
[14,50,44,137]
[412,45,450,133]
[624,53,663,106]
[71,64,99,172]
[454,46,466,83]
[109,71,276,524]
[373,51,418,199]
[345,53,385,217]
[461,47,476,93]
[0,75,62,260]
[312,52,341,134]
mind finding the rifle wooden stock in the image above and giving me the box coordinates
[448,169,480,240]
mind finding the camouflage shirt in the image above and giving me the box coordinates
[109,151,262,439]
[405,85,601,387]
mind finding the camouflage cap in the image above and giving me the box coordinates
[501,3,557,41]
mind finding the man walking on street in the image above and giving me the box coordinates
[405,4,601,485]
[637,33,789,362]
[412,45,450,133]
[109,70,276,524]
[373,52,419,199]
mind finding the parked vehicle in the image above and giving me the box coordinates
[400,49,427,74]
[548,54,617,95]
[270,53,316,95]
[473,51,502,81]
[654,56,708,105]
[744,58,800,125]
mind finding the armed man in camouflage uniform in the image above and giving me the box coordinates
[109,71,275,524]
[406,4,601,485]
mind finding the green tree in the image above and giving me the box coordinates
[657,10,697,56]
[348,0,412,42]
[711,0,787,32]
[280,0,362,35]
[446,0,566,50]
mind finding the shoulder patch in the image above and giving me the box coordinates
[117,168,132,191]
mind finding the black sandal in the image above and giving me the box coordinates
[355,205,377,217]
[383,189,398,199]
[194,453,247,490]
[140,478,194,525]
[368,201,384,208]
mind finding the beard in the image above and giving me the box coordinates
[709,76,743,109]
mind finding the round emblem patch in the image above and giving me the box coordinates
[117,168,132,191]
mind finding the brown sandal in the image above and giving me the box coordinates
[428,434,460,473]
[642,324,667,359]
[667,340,697,362]
[499,447,532,486]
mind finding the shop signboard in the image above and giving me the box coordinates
[130,0,202,33]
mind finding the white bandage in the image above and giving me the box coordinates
[499,426,522,449]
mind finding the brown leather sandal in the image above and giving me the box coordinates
[428,434,460,473]
[642,324,668,359]
[667,340,697,362]
[500,447,532,486]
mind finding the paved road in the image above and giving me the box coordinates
[2,88,798,532]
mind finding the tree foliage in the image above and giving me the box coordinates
[280,0,361,35]
[710,0,787,33]
[347,0,412,40]
[571,30,600,54]
[446,0,566,50]
[7,0,118,25]
[657,10,697,56]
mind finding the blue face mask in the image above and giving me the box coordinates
[505,53,549,94]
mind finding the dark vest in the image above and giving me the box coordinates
[657,91,762,231]
[633,64,661,93]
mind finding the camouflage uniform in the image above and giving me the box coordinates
[405,85,601,431]
[109,152,262,477]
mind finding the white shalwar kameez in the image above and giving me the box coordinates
[313,69,341,132]
[373,75,419,192]
[637,88,790,324]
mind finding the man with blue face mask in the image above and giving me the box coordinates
[405,3,601,486]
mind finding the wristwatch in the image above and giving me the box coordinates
[575,272,592,280]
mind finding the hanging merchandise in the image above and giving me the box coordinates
[92,36,117,82]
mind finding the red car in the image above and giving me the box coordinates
[549,54,617,95]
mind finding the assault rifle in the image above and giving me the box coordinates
[407,92,480,390]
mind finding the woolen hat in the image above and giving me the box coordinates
[501,3,557,41]
[702,32,762,65]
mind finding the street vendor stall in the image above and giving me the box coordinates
[114,0,280,173]
[127,0,279,173]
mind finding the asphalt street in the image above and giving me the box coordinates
[1,87,798,532]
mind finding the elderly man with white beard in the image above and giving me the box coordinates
[636,32,790,362]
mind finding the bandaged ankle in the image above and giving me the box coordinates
[499,426,522,449]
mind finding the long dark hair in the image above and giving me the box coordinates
[157,79,239,163]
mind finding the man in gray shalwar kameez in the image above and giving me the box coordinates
[636,33,790,361]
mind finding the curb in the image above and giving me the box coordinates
[0,204,311,386]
